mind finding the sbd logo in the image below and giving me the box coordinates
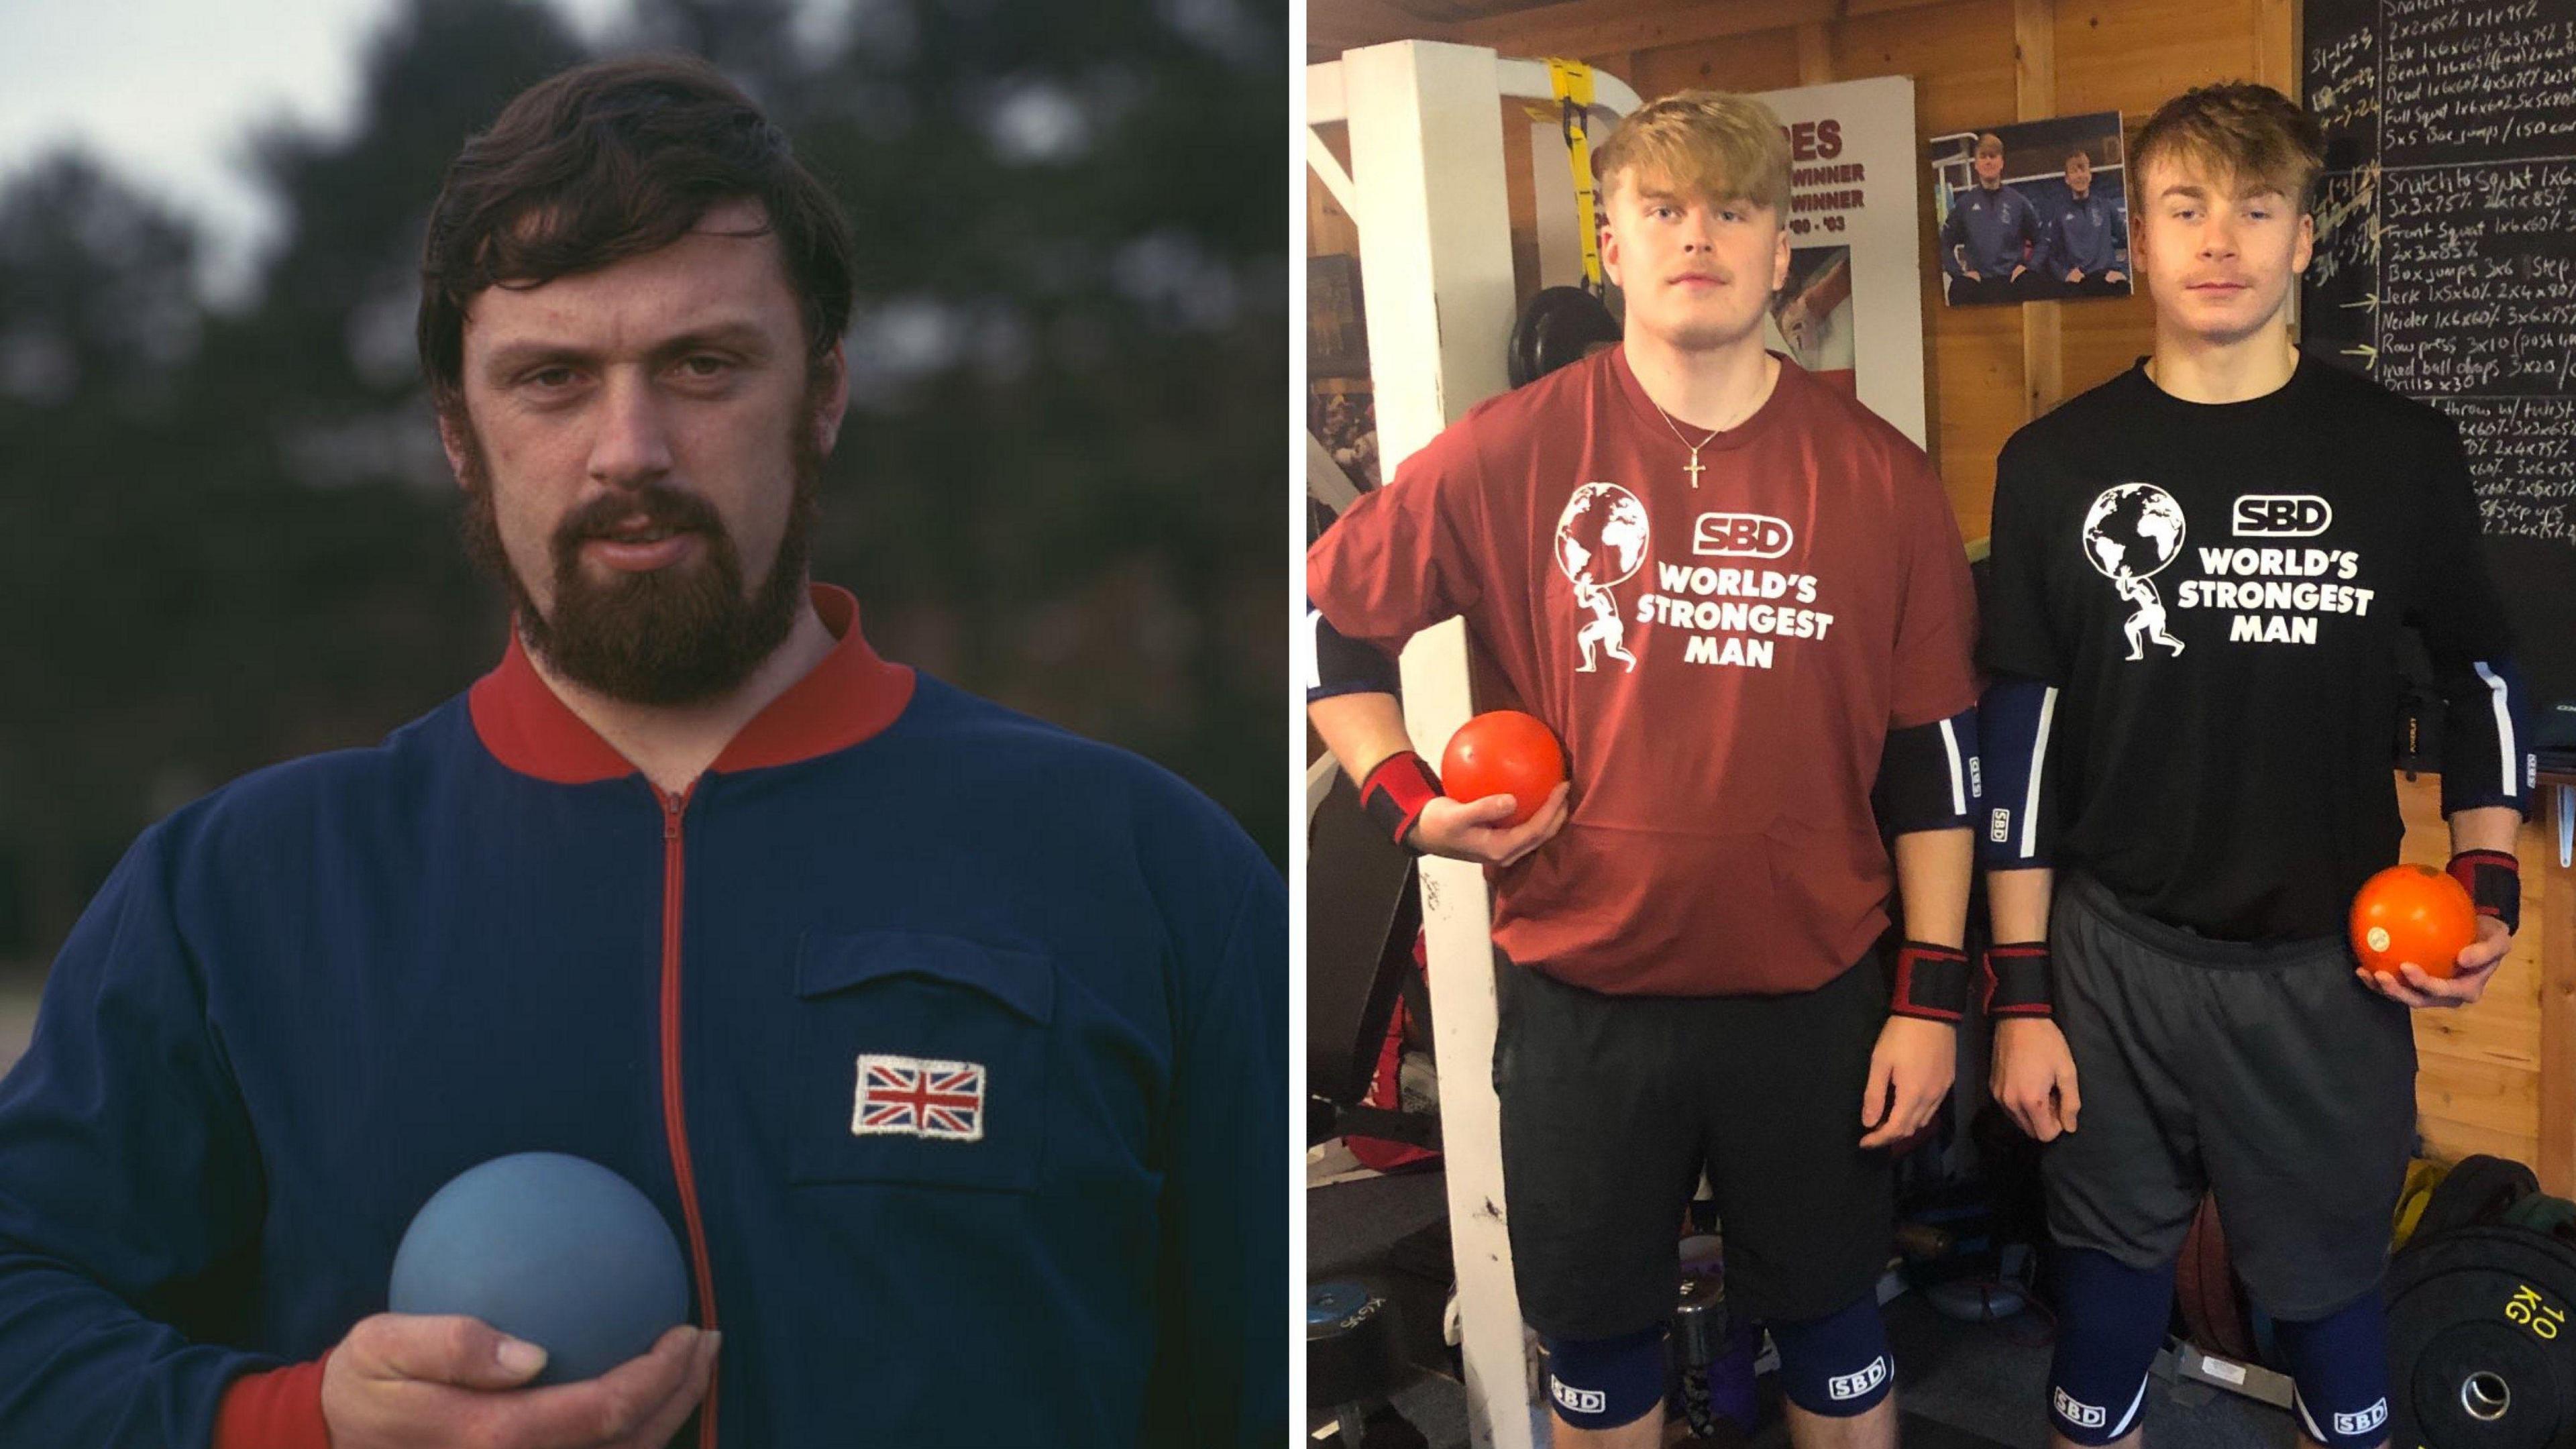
[1693,513,1794,557]
[2233,494,2332,537]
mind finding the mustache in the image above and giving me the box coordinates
[551,484,727,552]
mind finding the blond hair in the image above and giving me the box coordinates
[1593,90,1792,217]
[2130,83,2324,211]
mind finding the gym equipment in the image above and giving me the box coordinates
[1307,765,1430,1134]
[2387,1225,2576,1448]
[2399,1158,2457,1251]
[1506,286,1621,388]
[388,1152,688,1385]
[2504,1193,2576,1246]
[1673,1269,1758,1439]
[1505,58,1621,388]
[2419,1155,2544,1242]
[1309,1279,1428,1448]
[2351,862,2477,979]
[1440,711,1566,827]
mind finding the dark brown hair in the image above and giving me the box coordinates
[417,54,856,402]
[2129,82,2324,212]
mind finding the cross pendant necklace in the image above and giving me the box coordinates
[1654,404,1721,489]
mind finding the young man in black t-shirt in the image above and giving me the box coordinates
[1976,85,2536,1449]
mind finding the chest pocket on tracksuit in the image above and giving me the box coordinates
[790,930,1054,1193]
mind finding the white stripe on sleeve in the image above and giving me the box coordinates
[2474,661,2518,800]
[1938,716,1966,818]
[2020,686,2058,861]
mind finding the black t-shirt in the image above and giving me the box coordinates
[1982,354,2518,941]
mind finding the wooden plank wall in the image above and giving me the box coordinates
[2396,775,2568,1185]
[1431,0,2291,537]
[1311,0,2576,1189]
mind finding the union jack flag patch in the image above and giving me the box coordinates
[852,1055,987,1142]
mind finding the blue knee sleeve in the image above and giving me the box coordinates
[1768,1292,1894,1417]
[2049,1246,2176,1444]
[1541,1326,1666,1430]
[2274,1289,2391,1448]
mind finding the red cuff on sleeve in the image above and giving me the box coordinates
[213,1353,333,1449]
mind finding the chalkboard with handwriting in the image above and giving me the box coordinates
[2305,0,2576,752]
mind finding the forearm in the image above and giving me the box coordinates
[1308,691,1415,782]
[1894,827,1973,949]
[2451,805,2519,857]
[1987,865,2055,943]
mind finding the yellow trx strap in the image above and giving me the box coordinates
[1544,58,1605,295]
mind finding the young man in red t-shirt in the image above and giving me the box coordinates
[1305,91,1981,1449]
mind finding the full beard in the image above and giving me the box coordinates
[453,388,826,707]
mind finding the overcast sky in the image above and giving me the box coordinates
[0,0,629,300]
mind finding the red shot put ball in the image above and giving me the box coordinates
[1440,710,1567,828]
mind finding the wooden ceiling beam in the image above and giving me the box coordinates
[1439,0,1842,60]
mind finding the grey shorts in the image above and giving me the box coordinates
[2042,873,2418,1318]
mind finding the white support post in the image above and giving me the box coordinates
[1341,40,1536,1449]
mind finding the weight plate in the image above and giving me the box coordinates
[1507,286,1619,388]
[2421,1157,2543,1242]
[2178,1193,2259,1363]
[2390,1226,2576,1448]
[1309,1279,1400,1409]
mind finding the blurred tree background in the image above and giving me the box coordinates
[0,0,1286,965]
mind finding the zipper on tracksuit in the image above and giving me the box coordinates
[659,786,720,1448]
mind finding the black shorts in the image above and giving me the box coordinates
[2043,873,2417,1318]
[1493,949,1893,1340]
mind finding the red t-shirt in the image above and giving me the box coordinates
[1308,349,1979,996]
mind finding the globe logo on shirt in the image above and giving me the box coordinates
[2080,482,2190,661]
[1554,482,1651,588]
[2080,482,2187,582]
[1554,482,1650,674]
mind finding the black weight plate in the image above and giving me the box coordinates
[1309,1279,1399,1408]
[2421,1157,2544,1242]
[1507,286,1619,388]
[2390,1226,2576,1448]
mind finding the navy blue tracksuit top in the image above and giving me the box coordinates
[2041,190,2127,278]
[0,585,1287,1448]
[1939,183,2044,278]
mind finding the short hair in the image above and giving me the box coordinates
[2129,82,2324,211]
[1593,91,1792,217]
[2065,150,2091,166]
[417,54,857,403]
[1974,133,2004,158]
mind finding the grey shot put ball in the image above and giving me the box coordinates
[388,1152,690,1385]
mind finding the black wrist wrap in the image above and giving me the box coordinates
[2449,850,2521,935]
[1890,942,1971,1023]
[1358,751,1441,853]
[1981,942,2053,1019]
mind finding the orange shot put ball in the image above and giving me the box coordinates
[2350,863,2478,980]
